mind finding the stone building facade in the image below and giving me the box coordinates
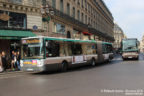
[41,0,114,42]
[0,0,42,30]
[140,35,144,53]
[0,0,42,54]
[113,23,126,50]
[0,0,114,55]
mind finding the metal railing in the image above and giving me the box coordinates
[52,8,114,41]
[53,8,88,28]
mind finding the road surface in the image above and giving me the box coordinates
[0,54,144,96]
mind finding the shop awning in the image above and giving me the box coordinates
[82,32,92,35]
[0,30,36,39]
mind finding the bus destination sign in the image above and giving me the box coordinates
[22,39,40,44]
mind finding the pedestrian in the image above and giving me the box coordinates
[1,51,7,71]
[11,51,16,71]
[0,53,3,72]
[16,51,21,70]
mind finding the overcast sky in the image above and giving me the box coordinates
[103,0,144,40]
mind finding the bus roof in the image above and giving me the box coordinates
[22,36,96,43]
[102,42,112,45]
[22,36,112,44]
[44,37,97,43]
[122,38,137,40]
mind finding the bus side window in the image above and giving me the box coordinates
[92,44,97,54]
[102,44,107,54]
[85,44,96,55]
[106,44,109,53]
[67,43,73,56]
[59,42,66,57]
[82,44,87,55]
[95,44,97,54]
[45,41,60,57]
[107,44,113,53]
[71,43,82,55]
[110,45,113,53]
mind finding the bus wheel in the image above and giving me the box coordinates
[135,57,139,60]
[61,62,68,72]
[108,58,111,62]
[122,58,126,61]
[91,59,96,66]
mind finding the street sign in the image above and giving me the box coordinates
[33,25,38,30]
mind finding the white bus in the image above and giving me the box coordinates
[20,37,113,72]
[122,38,139,60]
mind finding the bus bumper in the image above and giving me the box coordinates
[21,66,45,72]
[122,53,139,59]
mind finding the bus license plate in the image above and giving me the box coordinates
[128,57,132,58]
[27,68,34,71]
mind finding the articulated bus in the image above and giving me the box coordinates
[122,38,139,60]
[20,37,113,72]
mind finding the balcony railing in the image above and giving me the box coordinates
[53,8,88,29]
[88,27,115,41]
[52,8,114,41]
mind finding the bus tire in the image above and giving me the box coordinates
[108,57,111,62]
[91,59,96,66]
[122,58,126,61]
[135,57,139,60]
[61,62,68,72]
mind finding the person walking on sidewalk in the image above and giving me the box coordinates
[16,51,21,70]
[11,51,18,71]
[1,51,7,71]
[0,53,3,72]
[11,51,15,71]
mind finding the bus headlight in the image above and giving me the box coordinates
[37,60,44,67]
[20,60,23,67]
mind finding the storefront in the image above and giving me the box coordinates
[0,30,36,56]
[0,10,27,29]
[82,32,92,40]
[0,10,36,55]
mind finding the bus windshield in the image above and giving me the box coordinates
[21,38,44,59]
[122,39,138,51]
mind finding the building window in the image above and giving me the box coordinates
[85,15,87,24]
[82,0,84,8]
[81,13,84,22]
[77,0,80,5]
[60,0,63,12]
[52,0,56,8]
[42,0,46,6]
[88,3,90,12]
[9,0,22,4]
[53,23,65,34]
[85,0,87,10]
[88,17,90,25]
[77,10,80,21]
[67,3,70,15]
[0,10,26,29]
[72,7,75,18]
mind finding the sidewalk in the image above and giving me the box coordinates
[0,70,23,75]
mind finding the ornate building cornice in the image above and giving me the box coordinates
[0,1,41,15]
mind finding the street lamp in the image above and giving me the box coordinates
[41,4,54,36]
